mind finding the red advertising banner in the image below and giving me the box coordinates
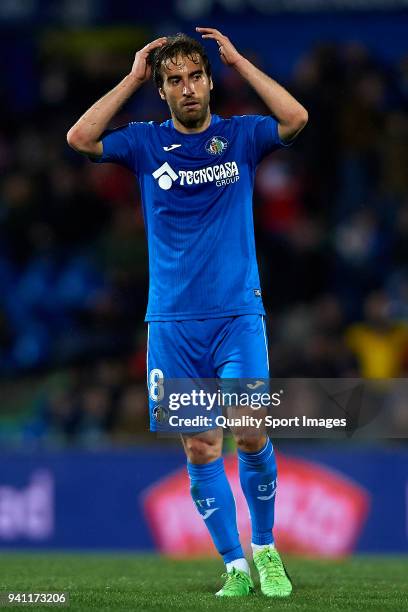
[142,453,370,557]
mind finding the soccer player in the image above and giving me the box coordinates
[67,27,307,597]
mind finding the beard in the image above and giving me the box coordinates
[170,94,211,129]
[173,104,208,128]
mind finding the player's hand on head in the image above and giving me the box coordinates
[196,27,243,67]
[131,37,167,83]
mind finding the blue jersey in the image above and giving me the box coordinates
[92,114,288,321]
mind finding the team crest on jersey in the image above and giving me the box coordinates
[205,136,228,156]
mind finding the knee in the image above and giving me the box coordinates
[184,436,221,464]
[235,433,267,453]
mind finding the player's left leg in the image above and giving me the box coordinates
[237,436,291,597]
[215,314,292,597]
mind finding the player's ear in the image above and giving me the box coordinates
[159,87,166,100]
[209,77,213,91]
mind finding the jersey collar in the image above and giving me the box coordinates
[169,113,220,137]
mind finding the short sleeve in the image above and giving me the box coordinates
[240,115,292,166]
[89,122,146,173]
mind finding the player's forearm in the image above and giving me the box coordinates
[66,73,142,155]
[234,57,308,141]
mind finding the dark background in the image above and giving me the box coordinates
[0,0,407,446]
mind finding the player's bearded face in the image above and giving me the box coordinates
[159,55,212,128]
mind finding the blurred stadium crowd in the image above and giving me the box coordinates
[1,33,408,444]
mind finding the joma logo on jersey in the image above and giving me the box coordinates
[152,161,240,190]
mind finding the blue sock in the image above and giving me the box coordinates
[238,438,277,546]
[187,457,244,563]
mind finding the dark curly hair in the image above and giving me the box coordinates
[148,33,212,89]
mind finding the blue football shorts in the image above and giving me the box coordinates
[146,314,270,431]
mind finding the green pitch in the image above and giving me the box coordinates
[0,553,407,611]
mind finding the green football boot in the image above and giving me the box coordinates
[253,546,293,597]
[215,567,255,597]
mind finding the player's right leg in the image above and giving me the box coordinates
[146,319,253,596]
[182,429,254,596]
